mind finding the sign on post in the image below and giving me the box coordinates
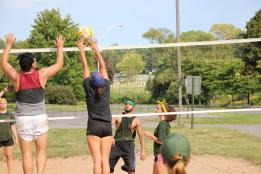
[185,76,201,130]
[185,76,201,95]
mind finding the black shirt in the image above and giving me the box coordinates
[83,77,112,122]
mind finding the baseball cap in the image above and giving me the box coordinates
[91,72,106,87]
[160,133,191,162]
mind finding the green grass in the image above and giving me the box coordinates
[146,113,261,124]
[8,129,88,161]
[173,126,261,165]
[193,113,261,124]
[47,129,88,157]
[7,127,261,165]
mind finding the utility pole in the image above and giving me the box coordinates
[176,0,183,126]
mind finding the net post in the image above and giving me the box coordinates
[191,77,195,129]
[176,0,183,126]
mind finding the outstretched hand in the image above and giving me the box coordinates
[5,33,16,49]
[55,35,64,48]
[140,151,146,161]
[87,37,99,52]
[76,36,85,52]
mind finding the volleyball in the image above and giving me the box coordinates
[78,25,93,39]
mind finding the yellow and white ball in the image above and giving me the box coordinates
[78,25,93,39]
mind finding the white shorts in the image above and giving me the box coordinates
[17,114,49,141]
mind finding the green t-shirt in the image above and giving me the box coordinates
[153,120,170,156]
[0,112,16,141]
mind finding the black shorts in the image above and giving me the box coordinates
[0,138,14,147]
[86,118,112,138]
[109,141,136,173]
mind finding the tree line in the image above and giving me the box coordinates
[0,8,260,105]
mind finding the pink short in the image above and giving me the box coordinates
[155,153,166,163]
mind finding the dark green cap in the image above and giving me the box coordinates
[160,133,191,162]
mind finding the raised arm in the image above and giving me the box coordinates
[0,33,18,83]
[88,38,108,80]
[40,35,64,83]
[76,37,90,79]
[135,119,146,160]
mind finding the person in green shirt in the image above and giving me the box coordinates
[160,133,191,174]
[109,98,146,174]
[0,97,18,174]
[144,100,176,174]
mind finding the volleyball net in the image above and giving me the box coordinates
[0,38,261,125]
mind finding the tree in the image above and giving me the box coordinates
[102,49,126,82]
[142,28,176,74]
[236,10,261,104]
[116,52,145,80]
[144,30,217,103]
[181,30,216,42]
[146,67,177,102]
[143,28,254,105]
[210,24,241,40]
[142,28,175,44]
[181,31,217,60]
[241,9,261,75]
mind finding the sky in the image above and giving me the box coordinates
[0,0,260,46]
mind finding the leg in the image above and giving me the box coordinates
[4,146,14,174]
[122,156,135,174]
[18,137,33,174]
[153,163,158,174]
[128,143,136,174]
[35,133,48,174]
[155,162,168,174]
[121,164,129,173]
[121,142,135,174]
[109,144,120,173]
[101,136,113,174]
[87,135,102,174]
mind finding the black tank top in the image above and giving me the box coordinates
[114,117,136,142]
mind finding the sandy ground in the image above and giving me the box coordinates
[0,155,261,174]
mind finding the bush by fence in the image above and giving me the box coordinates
[46,85,76,105]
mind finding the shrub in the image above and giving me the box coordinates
[46,85,76,105]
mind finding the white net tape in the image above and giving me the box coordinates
[0,38,260,54]
[1,108,260,123]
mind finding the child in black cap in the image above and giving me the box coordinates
[109,98,146,174]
